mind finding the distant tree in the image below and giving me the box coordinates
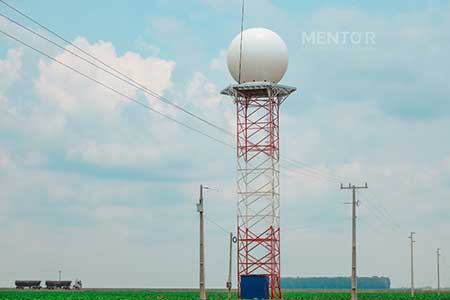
[281,277,391,290]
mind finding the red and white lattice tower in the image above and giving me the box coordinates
[221,28,296,299]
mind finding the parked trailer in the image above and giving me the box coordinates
[45,280,72,290]
[15,280,41,289]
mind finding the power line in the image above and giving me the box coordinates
[281,157,343,183]
[356,190,402,233]
[361,205,397,233]
[281,161,338,183]
[366,190,402,229]
[0,82,329,187]
[0,6,352,185]
[281,153,351,184]
[204,215,231,235]
[0,10,233,138]
[282,157,346,183]
[0,0,362,188]
[0,28,234,150]
[2,20,407,242]
[358,216,386,235]
[361,200,398,232]
[356,190,396,230]
[283,217,348,234]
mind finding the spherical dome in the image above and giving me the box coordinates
[227,27,288,84]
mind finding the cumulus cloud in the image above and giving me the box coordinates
[15,37,185,169]
[186,72,221,108]
[0,47,22,101]
[1,1,450,289]
[209,49,228,72]
[35,37,175,115]
[135,37,161,56]
[183,71,235,135]
[66,141,162,168]
[18,36,232,174]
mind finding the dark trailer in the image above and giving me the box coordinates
[15,280,41,289]
[45,280,72,289]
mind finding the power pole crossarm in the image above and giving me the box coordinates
[340,182,368,300]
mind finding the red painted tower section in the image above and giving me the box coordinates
[222,82,295,299]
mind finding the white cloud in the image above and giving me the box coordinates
[292,5,450,120]
[134,37,161,56]
[445,156,450,173]
[209,49,228,72]
[186,72,221,109]
[0,47,22,100]
[35,37,175,115]
[20,37,184,167]
[93,205,143,221]
[0,147,14,170]
[184,71,235,135]
[1,2,450,289]
[66,141,161,168]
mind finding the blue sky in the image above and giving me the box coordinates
[1,0,450,289]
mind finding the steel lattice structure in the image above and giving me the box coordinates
[222,82,296,300]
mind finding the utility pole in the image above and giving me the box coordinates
[340,182,368,300]
[196,185,208,300]
[227,232,233,300]
[58,270,61,282]
[409,232,416,298]
[437,248,441,294]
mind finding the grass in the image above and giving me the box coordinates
[0,290,449,300]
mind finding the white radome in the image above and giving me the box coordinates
[227,27,288,84]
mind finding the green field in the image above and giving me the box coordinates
[0,290,449,300]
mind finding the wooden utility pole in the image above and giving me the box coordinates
[197,185,207,300]
[409,232,416,298]
[340,182,368,300]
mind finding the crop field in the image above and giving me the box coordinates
[0,290,449,300]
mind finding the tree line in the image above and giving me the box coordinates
[281,277,391,290]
